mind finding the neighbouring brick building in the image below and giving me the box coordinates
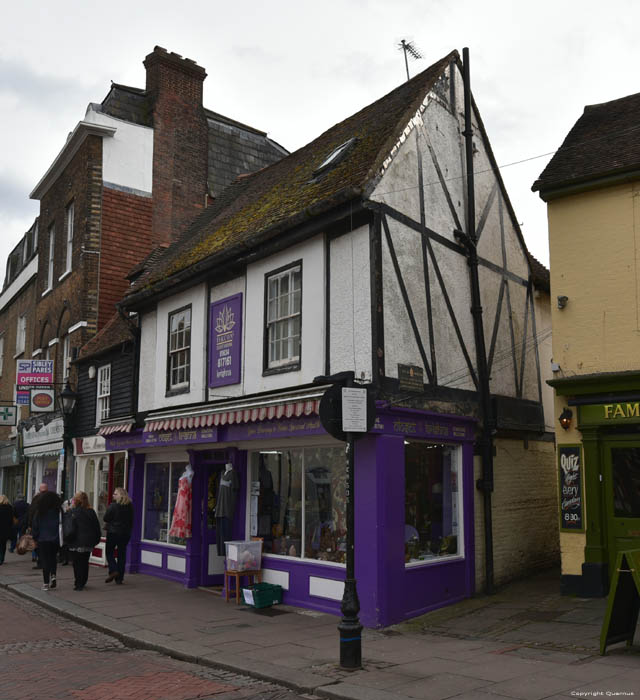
[0,46,287,502]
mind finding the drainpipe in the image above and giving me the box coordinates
[455,47,495,595]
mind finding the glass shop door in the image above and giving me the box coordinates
[201,462,226,586]
[604,440,640,577]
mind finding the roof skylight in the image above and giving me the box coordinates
[314,138,357,176]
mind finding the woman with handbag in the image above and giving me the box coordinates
[67,491,101,591]
[104,487,133,585]
[0,495,14,565]
[31,491,61,590]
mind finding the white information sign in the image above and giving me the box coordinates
[0,405,17,426]
[342,387,367,432]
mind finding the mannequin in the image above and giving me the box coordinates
[169,464,194,539]
[215,463,238,555]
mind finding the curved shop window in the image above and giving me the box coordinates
[249,445,346,563]
[404,441,463,566]
[142,461,187,547]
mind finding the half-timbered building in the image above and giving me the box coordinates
[106,50,557,626]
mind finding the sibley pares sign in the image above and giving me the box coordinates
[209,293,242,388]
[16,359,54,385]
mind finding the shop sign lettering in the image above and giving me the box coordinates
[209,293,242,388]
[604,403,640,420]
[558,445,584,531]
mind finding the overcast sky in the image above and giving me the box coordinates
[1,0,638,273]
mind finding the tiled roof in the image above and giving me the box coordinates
[99,84,287,198]
[77,312,136,362]
[527,253,550,293]
[533,92,640,194]
[125,51,457,300]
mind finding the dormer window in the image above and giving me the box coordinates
[313,138,357,177]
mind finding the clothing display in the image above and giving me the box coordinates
[169,465,194,538]
[215,464,238,555]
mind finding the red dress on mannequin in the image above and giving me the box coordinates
[169,466,193,538]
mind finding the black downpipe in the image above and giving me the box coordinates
[459,47,495,595]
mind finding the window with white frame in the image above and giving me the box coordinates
[265,263,301,370]
[167,306,191,391]
[0,335,4,376]
[97,364,111,424]
[64,202,74,274]
[46,225,55,291]
[16,315,26,355]
[62,335,71,381]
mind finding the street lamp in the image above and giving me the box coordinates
[58,381,78,498]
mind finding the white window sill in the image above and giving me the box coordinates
[41,287,52,298]
[405,554,465,569]
[58,270,71,282]
[13,351,24,360]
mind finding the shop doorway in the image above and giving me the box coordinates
[201,460,226,585]
[603,439,640,576]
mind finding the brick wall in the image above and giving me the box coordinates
[144,46,208,247]
[474,437,560,590]
[99,187,153,329]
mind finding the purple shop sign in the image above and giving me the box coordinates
[209,293,243,387]
[106,426,219,451]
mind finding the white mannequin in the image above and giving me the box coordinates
[224,462,233,474]
[182,464,194,483]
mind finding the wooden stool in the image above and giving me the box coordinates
[224,569,262,604]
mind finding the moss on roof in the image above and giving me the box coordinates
[131,51,457,299]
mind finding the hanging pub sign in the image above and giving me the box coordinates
[30,388,55,413]
[209,293,242,388]
[16,359,54,385]
[398,364,424,393]
[558,444,584,532]
[0,405,17,426]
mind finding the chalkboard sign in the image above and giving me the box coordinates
[600,549,640,655]
[558,445,584,532]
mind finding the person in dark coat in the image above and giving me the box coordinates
[0,495,14,564]
[104,487,134,585]
[11,494,28,553]
[28,483,49,568]
[66,491,101,591]
[31,491,61,590]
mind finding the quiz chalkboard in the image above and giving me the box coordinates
[600,549,640,655]
[558,445,584,531]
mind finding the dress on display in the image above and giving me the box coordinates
[169,469,193,538]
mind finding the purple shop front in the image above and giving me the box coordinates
[106,406,475,628]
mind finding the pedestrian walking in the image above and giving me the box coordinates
[11,493,28,553]
[58,498,72,566]
[0,495,14,565]
[28,483,49,569]
[67,491,101,591]
[31,491,61,590]
[104,487,133,585]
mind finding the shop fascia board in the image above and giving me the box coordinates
[548,370,640,397]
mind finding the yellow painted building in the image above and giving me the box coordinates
[533,93,640,596]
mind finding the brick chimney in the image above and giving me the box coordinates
[144,46,208,247]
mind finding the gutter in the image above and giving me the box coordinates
[534,167,640,202]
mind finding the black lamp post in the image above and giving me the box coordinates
[58,381,78,499]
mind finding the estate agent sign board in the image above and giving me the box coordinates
[16,359,54,385]
[558,444,584,532]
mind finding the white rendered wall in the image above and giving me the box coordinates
[85,106,153,194]
[244,235,325,395]
[329,226,372,380]
[137,309,157,413]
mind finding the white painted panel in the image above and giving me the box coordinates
[329,226,371,380]
[85,107,153,194]
[244,235,325,394]
[309,575,343,601]
[262,567,290,590]
[208,545,226,575]
[138,310,157,412]
[141,550,162,567]
[167,555,186,573]
[153,283,207,408]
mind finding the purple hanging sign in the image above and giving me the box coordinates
[209,293,243,387]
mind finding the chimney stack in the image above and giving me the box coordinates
[144,46,208,247]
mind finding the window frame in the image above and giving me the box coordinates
[141,460,188,548]
[96,364,111,426]
[46,224,55,292]
[262,260,303,376]
[62,334,71,382]
[63,202,74,276]
[166,304,192,395]
[0,335,4,377]
[15,315,26,356]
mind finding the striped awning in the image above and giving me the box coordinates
[144,399,320,433]
[97,422,134,436]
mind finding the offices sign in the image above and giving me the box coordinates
[16,359,54,385]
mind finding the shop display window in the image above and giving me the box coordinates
[43,458,58,493]
[404,442,462,565]
[143,461,187,546]
[249,445,346,563]
[612,447,640,518]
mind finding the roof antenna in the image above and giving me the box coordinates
[398,39,423,81]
